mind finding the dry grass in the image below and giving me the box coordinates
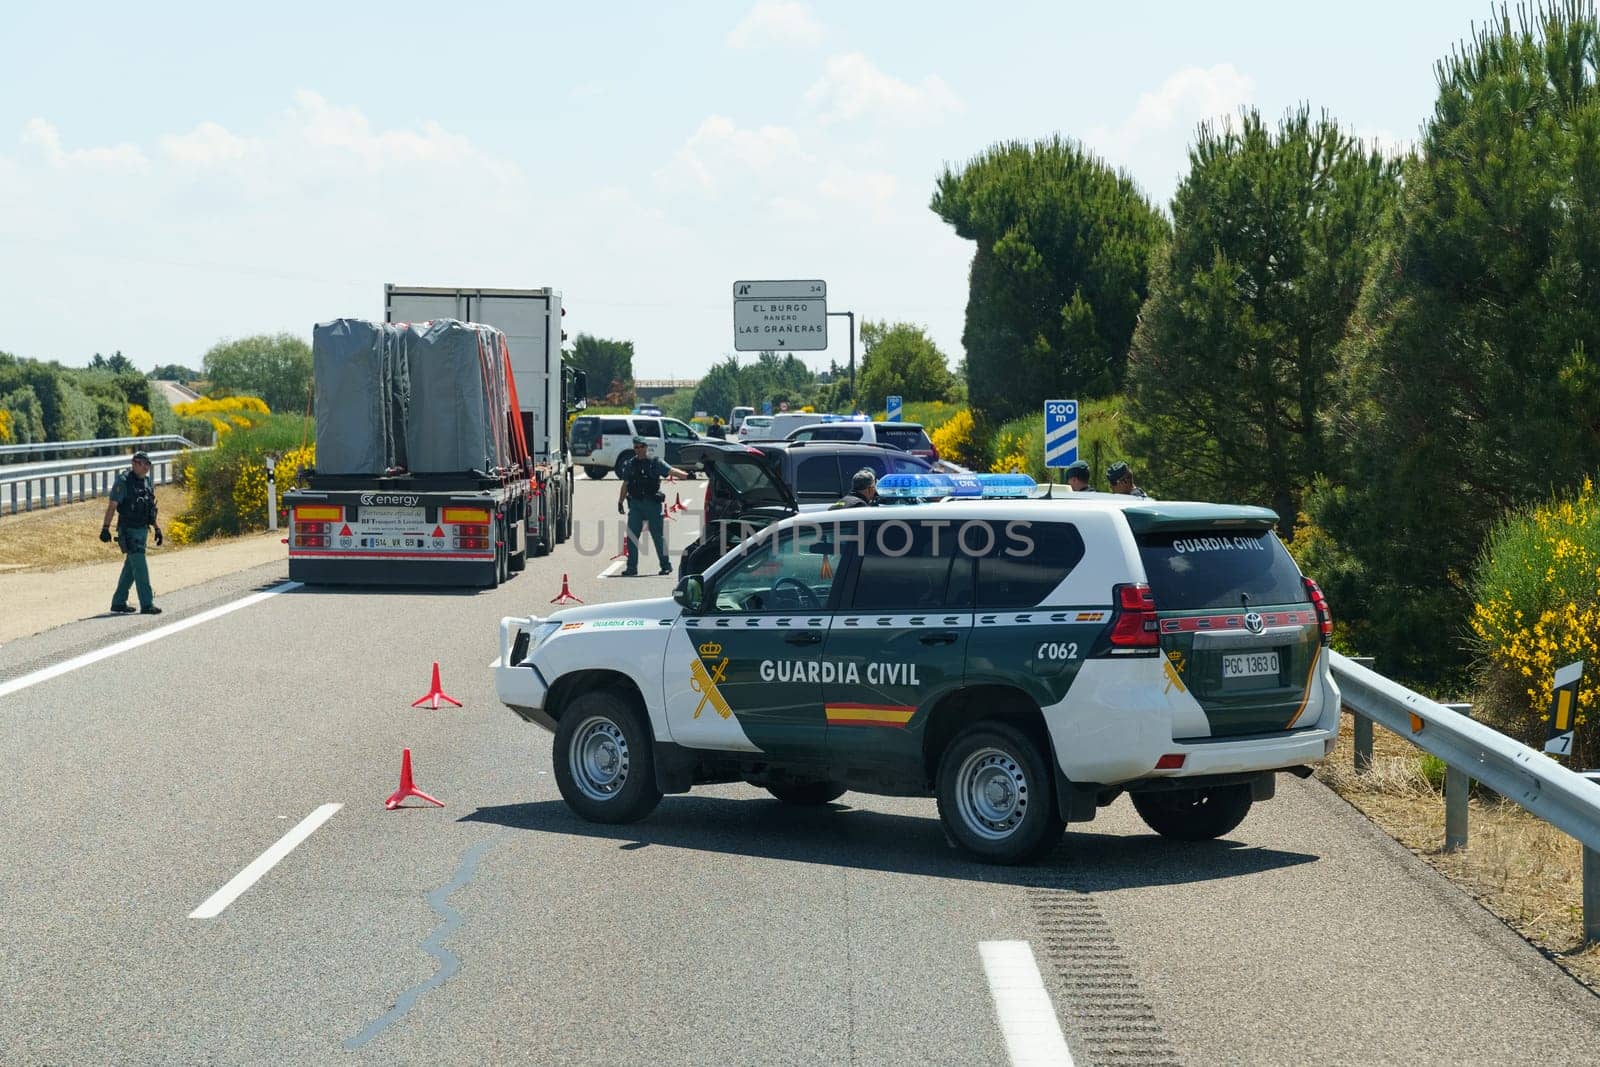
[0,486,191,570]
[1318,712,1600,989]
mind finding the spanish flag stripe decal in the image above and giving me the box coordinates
[826,703,915,727]
[1283,646,1322,729]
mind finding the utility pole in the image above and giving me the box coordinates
[827,310,856,409]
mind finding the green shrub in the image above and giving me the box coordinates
[982,395,1138,484]
[174,415,314,541]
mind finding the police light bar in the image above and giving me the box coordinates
[876,472,1036,500]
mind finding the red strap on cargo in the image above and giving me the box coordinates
[501,335,532,471]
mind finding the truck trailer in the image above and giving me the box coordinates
[285,301,584,587]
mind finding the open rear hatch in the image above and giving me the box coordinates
[1127,505,1324,738]
[680,442,797,516]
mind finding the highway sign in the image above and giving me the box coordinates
[886,395,902,422]
[733,278,828,351]
[1044,399,1078,468]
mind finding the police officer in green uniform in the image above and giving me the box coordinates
[99,450,163,615]
[829,468,878,509]
[1064,459,1092,491]
[617,436,689,576]
[1105,460,1149,499]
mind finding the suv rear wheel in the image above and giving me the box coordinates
[584,465,608,479]
[553,690,662,824]
[1130,785,1252,841]
[936,721,1063,865]
[766,782,847,806]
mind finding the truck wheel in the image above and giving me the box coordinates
[532,497,551,557]
[1130,785,1252,841]
[766,782,848,806]
[936,720,1063,865]
[553,691,662,824]
[584,466,608,480]
[561,474,575,540]
[496,532,509,585]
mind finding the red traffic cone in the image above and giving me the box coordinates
[411,662,462,709]
[671,492,686,514]
[610,536,631,561]
[661,501,675,523]
[385,749,444,810]
[551,573,584,604]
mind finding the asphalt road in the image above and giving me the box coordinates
[4,475,1599,1065]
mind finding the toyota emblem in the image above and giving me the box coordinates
[1244,612,1265,635]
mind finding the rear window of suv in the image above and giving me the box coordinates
[571,417,599,446]
[877,426,930,452]
[1137,530,1305,609]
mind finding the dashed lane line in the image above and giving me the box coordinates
[0,580,302,701]
[980,940,1076,1066]
[189,803,342,919]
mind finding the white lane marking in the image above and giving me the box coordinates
[189,803,341,919]
[598,559,627,579]
[980,940,1075,1066]
[0,581,302,701]
[488,657,501,668]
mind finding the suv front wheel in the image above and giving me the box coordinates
[1130,784,1252,841]
[553,690,663,824]
[936,721,1063,865]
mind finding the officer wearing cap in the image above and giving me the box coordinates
[829,468,878,509]
[617,436,690,575]
[1064,459,1092,492]
[99,450,163,615]
[1105,460,1149,499]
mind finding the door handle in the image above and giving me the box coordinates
[920,631,960,646]
[785,631,822,646]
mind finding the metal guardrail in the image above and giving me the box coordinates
[0,434,199,463]
[1330,650,1600,941]
[0,449,191,516]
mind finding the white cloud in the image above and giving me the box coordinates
[21,118,148,170]
[1088,63,1255,204]
[160,121,261,165]
[656,115,807,190]
[804,53,961,126]
[726,1,824,49]
[285,90,516,179]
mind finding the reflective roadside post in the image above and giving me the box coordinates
[265,455,278,532]
[1349,656,1375,773]
[1442,702,1473,852]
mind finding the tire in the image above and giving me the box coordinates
[766,782,848,806]
[936,720,1063,865]
[496,529,509,585]
[1130,785,1252,841]
[532,497,551,558]
[584,465,608,480]
[552,690,663,824]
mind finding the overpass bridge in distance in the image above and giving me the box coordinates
[632,378,699,401]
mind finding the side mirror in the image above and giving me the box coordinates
[673,575,705,612]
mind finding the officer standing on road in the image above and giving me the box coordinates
[617,436,689,576]
[829,468,878,509]
[1064,460,1092,492]
[1106,460,1149,499]
[707,417,726,440]
[99,450,163,615]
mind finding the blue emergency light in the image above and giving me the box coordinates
[875,472,1036,500]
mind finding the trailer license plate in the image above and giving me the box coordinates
[366,535,411,549]
[1222,652,1279,679]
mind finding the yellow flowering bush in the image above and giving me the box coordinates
[126,403,153,437]
[930,408,979,467]
[1470,477,1600,765]
[166,518,194,546]
[173,395,270,418]
[0,408,11,444]
[170,415,314,542]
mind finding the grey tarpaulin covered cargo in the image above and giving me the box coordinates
[402,319,513,475]
[312,319,409,475]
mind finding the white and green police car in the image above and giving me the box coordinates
[495,489,1339,864]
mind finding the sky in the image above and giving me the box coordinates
[0,0,1487,380]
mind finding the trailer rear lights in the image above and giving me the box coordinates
[294,505,342,522]
[453,537,490,550]
[443,507,490,525]
[454,523,490,538]
[296,521,328,534]
[1155,754,1187,770]
[293,534,328,547]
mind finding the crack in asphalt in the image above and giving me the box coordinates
[343,836,501,1051]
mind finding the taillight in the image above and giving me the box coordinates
[1109,582,1159,648]
[453,522,492,550]
[292,521,328,548]
[1305,577,1333,645]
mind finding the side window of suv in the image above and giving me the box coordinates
[632,418,662,438]
[794,455,841,497]
[710,526,840,613]
[974,521,1087,609]
[663,419,694,439]
[847,520,957,610]
[599,418,630,436]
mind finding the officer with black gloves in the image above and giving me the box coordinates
[616,437,689,576]
[99,450,163,615]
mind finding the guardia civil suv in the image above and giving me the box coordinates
[494,494,1340,864]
